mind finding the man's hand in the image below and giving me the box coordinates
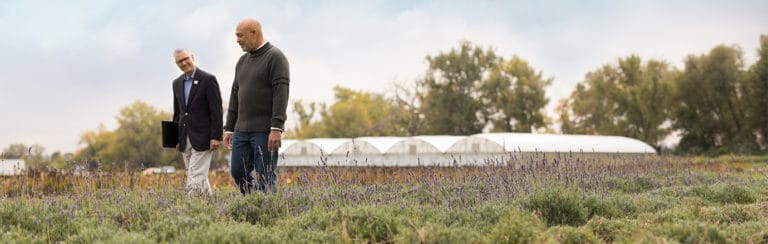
[223,133,233,150]
[268,130,282,152]
[210,140,220,151]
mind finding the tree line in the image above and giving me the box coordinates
[291,35,768,155]
[291,41,554,139]
[3,35,765,170]
[2,101,229,171]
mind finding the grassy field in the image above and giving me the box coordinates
[2,154,768,243]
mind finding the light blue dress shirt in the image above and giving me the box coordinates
[184,68,197,106]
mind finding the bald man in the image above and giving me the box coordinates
[223,18,290,194]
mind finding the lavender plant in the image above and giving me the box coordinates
[0,153,767,242]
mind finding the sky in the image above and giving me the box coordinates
[0,0,766,154]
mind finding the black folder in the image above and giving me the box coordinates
[162,121,179,148]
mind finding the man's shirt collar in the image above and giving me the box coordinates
[184,67,197,80]
[257,40,269,50]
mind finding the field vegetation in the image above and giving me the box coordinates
[2,154,768,243]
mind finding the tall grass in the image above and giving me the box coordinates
[2,153,768,242]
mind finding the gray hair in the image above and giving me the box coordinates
[173,48,193,56]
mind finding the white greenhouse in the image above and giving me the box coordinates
[306,138,353,155]
[278,139,298,155]
[446,136,505,154]
[470,133,657,153]
[389,136,467,154]
[330,137,385,156]
[0,159,25,176]
[278,138,351,166]
[263,133,658,167]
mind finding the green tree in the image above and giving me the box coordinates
[392,81,426,136]
[76,101,182,170]
[482,56,552,132]
[557,98,586,135]
[292,42,554,137]
[289,100,321,139]
[49,151,65,168]
[561,55,675,149]
[673,45,755,154]
[292,86,407,138]
[561,67,619,135]
[745,35,768,150]
[420,41,500,135]
[24,144,47,170]
[74,124,114,169]
[2,143,28,159]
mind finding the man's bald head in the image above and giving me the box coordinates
[236,18,264,52]
[237,18,261,32]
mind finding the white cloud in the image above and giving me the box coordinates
[92,24,143,58]
[173,3,233,40]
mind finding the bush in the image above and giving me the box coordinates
[751,231,768,244]
[179,222,279,244]
[340,206,402,242]
[722,221,768,243]
[67,228,154,244]
[105,231,155,244]
[0,229,38,243]
[277,226,341,243]
[109,200,153,232]
[277,207,334,232]
[282,192,312,216]
[612,176,659,193]
[542,226,600,244]
[0,202,78,242]
[586,217,634,243]
[147,213,213,242]
[522,188,588,226]
[699,204,759,224]
[271,209,337,242]
[487,209,546,243]
[278,206,402,242]
[65,224,115,243]
[633,193,677,213]
[687,185,713,199]
[472,203,515,230]
[155,200,216,240]
[584,194,637,219]
[226,193,287,226]
[643,203,699,224]
[656,221,727,244]
[682,183,757,204]
[432,208,473,227]
[396,223,487,244]
[399,204,480,231]
[710,183,756,204]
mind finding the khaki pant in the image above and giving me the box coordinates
[182,137,213,196]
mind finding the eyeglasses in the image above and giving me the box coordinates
[176,57,191,65]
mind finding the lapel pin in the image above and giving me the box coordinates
[193,80,198,85]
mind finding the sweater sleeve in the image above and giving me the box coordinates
[270,52,290,130]
[224,81,238,131]
[224,60,242,132]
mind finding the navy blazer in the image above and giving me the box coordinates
[172,68,223,152]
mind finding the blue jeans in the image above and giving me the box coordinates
[230,131,278,194]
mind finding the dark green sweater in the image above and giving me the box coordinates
[225,42,290,132]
